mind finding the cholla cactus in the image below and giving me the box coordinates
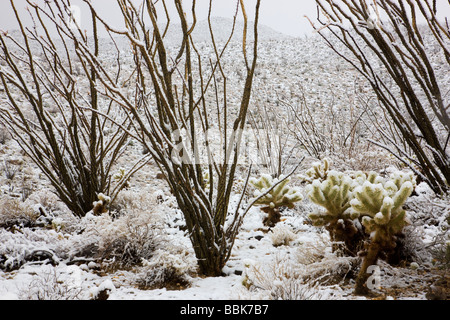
[250,174,303,227]
[301,158,331,183]
[93,193,111,215]
[350,172,415,295]
[306,170,363,255]
[351,174,414,240]
[303,164,416,295]
[306,170,356,225]
[113,167,130,190]
[113,167,126,182]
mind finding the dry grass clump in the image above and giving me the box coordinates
[241,255,324,300]
[135,245,197,290]
[0,198,38,229]
[80,211,163,272]
[17,266,83,300]
[269,224,297,247]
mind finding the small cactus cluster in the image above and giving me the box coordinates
[303,159,416,295]
[113,167,130,190]
[92,193,111,215]
[350,171,415,295]
[301,158,330,183]
[307,170,357,226]
[351,174,414,246]
[249,174,303,227]
[306,170,363,255]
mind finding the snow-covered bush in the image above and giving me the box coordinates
[294,235,359,286]
[17,266,83,300]
[0,227,66,271]
[430,233,450,270]
[269,224,297,247]
[250,174,303,227]
[445,241,450,269]
[63,206,164,272]
[26,188,67,215]
[295,235,330,265]
[94,212,162,270]
[111,187,176,217]
[136,246,197,290]
[89,279,116,300]
[0,198,38,229]
[241,255,323,300]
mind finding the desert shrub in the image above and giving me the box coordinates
[110,187,175,218]
[269,224,297,247]
[295,235,330,265]
[430,236,450,270]
[96,213,162,271]
[2,160,19,181]
[0,198,38,229]
[294,236,360,286]
[26,188,67,215]
[0,226,68,272]
[0,125,9,144]
[405,186,450,269]
[241,255,323,300]
[17,266,83,300]
[65,207,163,272]
[136,246,197,290]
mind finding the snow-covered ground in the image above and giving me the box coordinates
[0,149,448,300]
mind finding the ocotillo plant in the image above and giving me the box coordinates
[79,0,263,276]
[0,0,147,218]
[250,174,303,227]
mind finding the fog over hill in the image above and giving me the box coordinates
[105,16,294,48]
[166,16,294,44]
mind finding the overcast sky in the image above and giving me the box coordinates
[0,0,449,38]
[0,0,320,37]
